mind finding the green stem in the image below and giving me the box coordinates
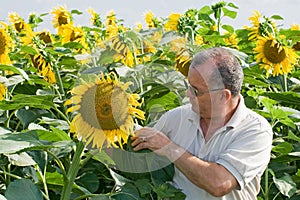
[0,170,21,180]
[282,74,288,92]
[264,168,269,200]
[60,141,85,200]
[46,150,67,180]
[53,61,66,101]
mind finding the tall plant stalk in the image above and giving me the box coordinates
[60,141,85,200]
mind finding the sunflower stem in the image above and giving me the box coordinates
[282,74,288,92]
[60,141,84,200]
[53,60,66,101]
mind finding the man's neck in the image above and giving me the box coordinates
[200,96,240,141]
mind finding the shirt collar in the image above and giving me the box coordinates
[187,94,247,129]
[225,94,248,129]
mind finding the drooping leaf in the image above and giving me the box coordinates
[273,173,296,198]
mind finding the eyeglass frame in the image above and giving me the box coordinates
[184,80,224,96]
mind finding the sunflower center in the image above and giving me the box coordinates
[263,40,286,63]
[0,32,6,54]
[58,14,69,26]
[94,83,129,130]
[14,22,24,32]
[38,32,52,44]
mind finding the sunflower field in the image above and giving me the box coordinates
[0,1,299,200]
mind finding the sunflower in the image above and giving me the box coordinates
[8,12,32,33]
[111,36,136,67]
[247,10,277,41]
[61,25,86,44]
[194,35,204,45]
[290,24,300,51]
[175,48,192,77]
[51,6,73,34]
[0,82,7,101]
[31,54,56,84]
[0,26,13,65]
[164,13,181,31]
[65,72,145,149]
[145,11,155,28]
[87,8,103,27]
[105,10,119,38]
[224,32,239,49]
[254,34,299,76]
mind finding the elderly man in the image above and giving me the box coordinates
[132,47,273,199]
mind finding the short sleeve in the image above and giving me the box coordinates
[216,127,272,189]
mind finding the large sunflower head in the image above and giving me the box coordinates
[65,72,145,149]
[51,6,73,30]
[0,27,13,65]
[254,34,299,76]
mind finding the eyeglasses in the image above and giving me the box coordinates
[184,80,223,96]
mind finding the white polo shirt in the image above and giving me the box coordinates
[154,95,273,200]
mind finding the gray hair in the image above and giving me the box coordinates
[190,47,243,96]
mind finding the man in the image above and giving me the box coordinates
[131,47,273,199]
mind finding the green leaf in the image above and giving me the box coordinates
[71,9,83,15]
[271,15,284,20]
[37,127,71,142]
[273,173,296,198]
[0,131,43,154]
[221,24,234,33]
[19,45,38,55]
[134,179,152,196]
[5,179,43,200]
[92,149,115,166]
[0,65,29,80]
[44,171,64,186]
[98,49,116,65]
[63,42,84,49]
[263,92,300,108]
[222,7,237,19]
[90,194,111,200]
[15,109,45,129]
[272,142,294,155]
[0,94,56,110]
[113,182,142,200]
[159,31,180,45]
[76,172,99,193]
[5,152,36,166]
[285,132,300,143]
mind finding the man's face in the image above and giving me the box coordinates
[187,66,225,118]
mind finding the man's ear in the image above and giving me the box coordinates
[221,89,231,103]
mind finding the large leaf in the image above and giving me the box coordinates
[0,131,43,154]
[112,182,142,200]
[5,179,43,200]
[263,92,300,108]
[37,127,71,142]
[273,173,296,198]
[0,94,56,110]
[5,152,36,166]
[0,65,29,80]
[76,172,99,193]
[15,108,47,129]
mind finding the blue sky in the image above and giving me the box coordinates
[0,0,299,31]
